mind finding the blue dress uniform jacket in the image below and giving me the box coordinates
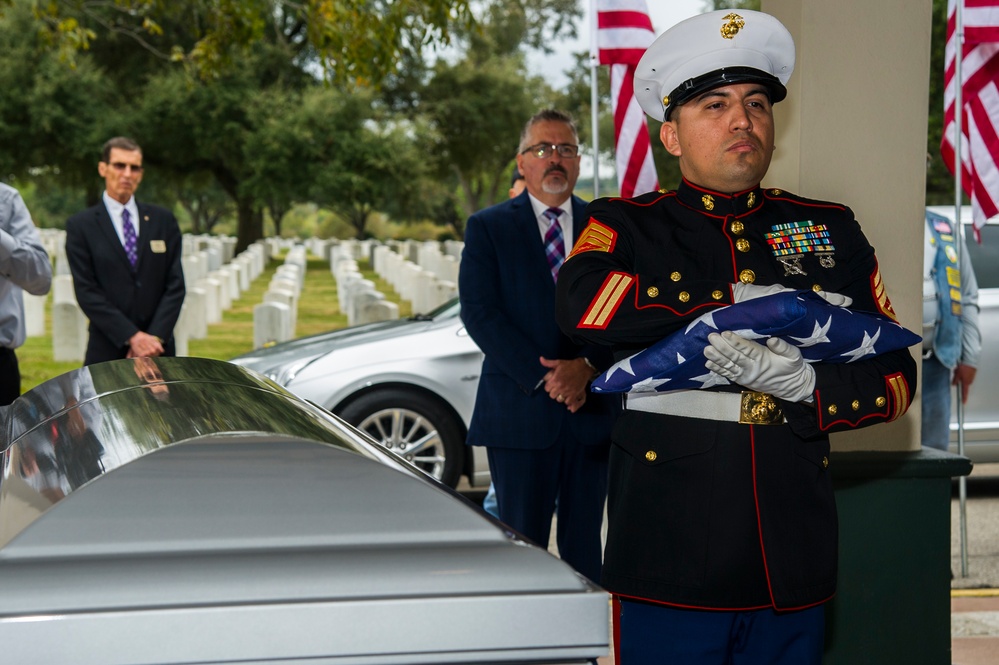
[555,180,917,611]
[460,191,618,449]
[65,201,185,365]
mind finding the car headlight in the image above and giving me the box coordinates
[270,354,325,386]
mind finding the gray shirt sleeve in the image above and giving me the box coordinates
[958,227,982,368]
[0,184,52,296]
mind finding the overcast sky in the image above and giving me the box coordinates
[527,0,707,89]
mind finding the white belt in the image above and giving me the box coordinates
[623,390,786,425]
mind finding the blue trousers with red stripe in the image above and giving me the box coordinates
[614,597,825,665]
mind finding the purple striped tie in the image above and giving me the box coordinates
[542,207,565,282]
[122,208,138,268]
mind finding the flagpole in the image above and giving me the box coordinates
[954,0,970,579]
[589,0,600,198]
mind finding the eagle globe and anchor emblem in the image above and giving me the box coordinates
[720,13,745,39]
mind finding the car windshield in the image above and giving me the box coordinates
[411,297,460,321]
[964,223,999,289]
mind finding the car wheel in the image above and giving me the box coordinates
[338,389,465,488]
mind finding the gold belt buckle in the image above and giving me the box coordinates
[739,391,784,425]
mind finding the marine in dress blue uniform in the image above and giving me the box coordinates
[555,10,917,664]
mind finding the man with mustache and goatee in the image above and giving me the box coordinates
[459,109,618,584]
[555,10,917,663]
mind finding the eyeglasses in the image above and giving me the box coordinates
[520,143,579,159]
[110,162,144,173]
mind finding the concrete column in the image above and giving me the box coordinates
[765,0,931,452]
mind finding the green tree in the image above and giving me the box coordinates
[1,0,587,246]
[421,56,552,218]
[242,85,427,240]
[9,0,474,85]
[382,0,581,232]
[172,176,235,235]
[129,65,268,251]
[314,121,427,239]
[0,2,120,197]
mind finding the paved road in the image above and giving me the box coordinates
[952,464,999,588]
[951,463,999,664]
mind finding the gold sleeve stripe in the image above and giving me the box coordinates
[579,272,634,329]
[870,262,899,322]
[568,220,617,259]
[886,373,910,421]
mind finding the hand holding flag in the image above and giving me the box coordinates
[705,333,816,402]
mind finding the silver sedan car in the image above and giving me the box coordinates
[230,299,486,488]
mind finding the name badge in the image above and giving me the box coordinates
[150,240,167,254]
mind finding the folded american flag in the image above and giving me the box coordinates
[591,291,921,394]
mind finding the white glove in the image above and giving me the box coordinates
[731,282,792,303]
[814,290,853,307]
[704,331,816,403]
[732,282,854,308]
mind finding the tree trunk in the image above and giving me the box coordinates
[351,207,368,239]
[213,166,262,253]
[269,201,289,237]
[235,195,263,253]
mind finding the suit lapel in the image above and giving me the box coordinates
[96,204,134,270]
[511,193,554,285]
[134,203,150,269]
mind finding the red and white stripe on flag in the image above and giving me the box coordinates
[942,0,999,239]
[597,0,658,198]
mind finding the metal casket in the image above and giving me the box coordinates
[0,357,608,665]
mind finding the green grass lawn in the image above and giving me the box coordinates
[18,251,411,394]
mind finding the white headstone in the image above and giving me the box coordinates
[412,269,437,315]
[52,301,87,363]
[183,287,208,339]
[197,277,222,324]
[24,292,47,337]
[253,301,291,349]
[234,255,252,291]
[263,288,297,334]
[434,280,459,309]
[173,302,190,357]
[349,290,384,327]
[53,233,72,276]
[208,270,232,311]
[357,298,398,324]
[53,274,76,305]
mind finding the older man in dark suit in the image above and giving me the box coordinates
[65,137,185,366]
[458,109,617,583]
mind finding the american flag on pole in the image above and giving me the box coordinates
[596,0,658,198]
[941,0,999,239]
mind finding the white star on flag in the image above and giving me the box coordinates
[790,316,833,347]
[839,328,882,363]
